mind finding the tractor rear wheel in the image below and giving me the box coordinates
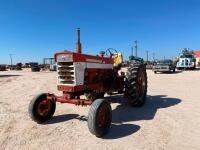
[29,93,56,123]
[87,99,112,137]
[124,63,147,106]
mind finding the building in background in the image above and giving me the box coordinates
[193,51,200,67]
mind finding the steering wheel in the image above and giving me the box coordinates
[106,48,118,56]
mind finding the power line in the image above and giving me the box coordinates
[146,50,149,62]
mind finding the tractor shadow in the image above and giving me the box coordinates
[102,95,181,139]
[109,95,181,122]
[103,123,140,139]
[45,114,88,124]
[45,95,181,139]
[45,114,79,124]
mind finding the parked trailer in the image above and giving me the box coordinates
[153,59,176,73]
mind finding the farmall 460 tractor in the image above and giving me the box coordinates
[29,28,147,137]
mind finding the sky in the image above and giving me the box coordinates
[0,0,200,64]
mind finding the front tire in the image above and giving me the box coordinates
[29,93,56,123]
[124,63,147,106]
[87,99,112,137]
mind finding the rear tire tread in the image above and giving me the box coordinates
[125,63,147,106]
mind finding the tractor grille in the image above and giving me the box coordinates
[57,62,75,84]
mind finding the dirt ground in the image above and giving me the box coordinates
[0,69,200,150]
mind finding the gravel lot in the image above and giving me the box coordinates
[0,69,200,150]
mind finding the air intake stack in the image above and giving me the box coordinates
[76,28,82,53]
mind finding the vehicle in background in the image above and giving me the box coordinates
[0,64,7,71]
[49,63,57,71]
[153,59,176,73]
[30,62,41,72]
[129,55,144,64]
[122,55,144,67]
[8,63,22,70]
[16,63,22,70]
[176,48,196,70]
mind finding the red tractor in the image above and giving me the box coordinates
[29,28,147,137]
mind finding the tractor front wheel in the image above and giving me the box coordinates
[28,93,56,123]
[87,99,112,137]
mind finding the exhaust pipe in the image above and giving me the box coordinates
[76,28,82,53]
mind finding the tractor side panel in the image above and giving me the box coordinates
[84,68,114,91]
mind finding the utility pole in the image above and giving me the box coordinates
[134,40,137,57]
[146,50,149,62]
[131,47,134,56]
[152,52,155,62]
[9,54,13,69]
